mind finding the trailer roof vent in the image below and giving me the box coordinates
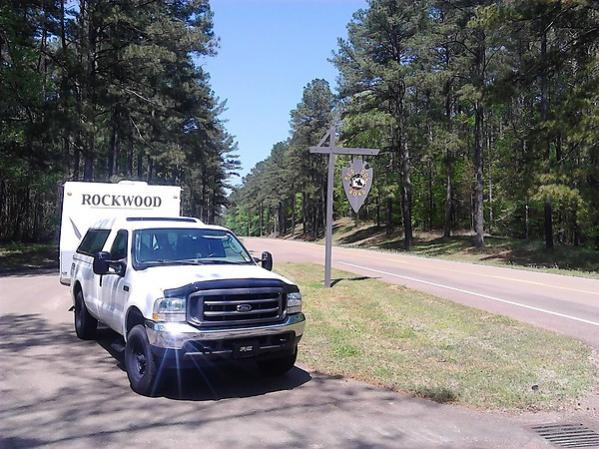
[117,180,148,186]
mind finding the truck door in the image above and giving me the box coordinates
[100,230,130,332]
[75,229,111,317]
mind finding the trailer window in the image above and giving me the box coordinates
[77,229,111,256]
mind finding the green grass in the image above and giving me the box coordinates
[327,218,599,279]
[0,242,58,272]
[277,263,597,411]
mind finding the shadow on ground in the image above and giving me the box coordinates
[330,276,374,287]
[93,326,312,401]
[335,224,599,274]
[0,312,422,449]
[0,313,311,402]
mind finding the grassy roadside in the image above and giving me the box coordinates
[323,219,599,279]
[0,243,58,272]
[277,263,596,411]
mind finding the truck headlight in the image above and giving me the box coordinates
[287,291,302,314]
[152,297,186,322]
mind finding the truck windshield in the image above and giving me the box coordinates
[132,228,253,268]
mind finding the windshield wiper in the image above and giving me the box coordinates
[141,258,251,267]
[197,260,250,265]
[143,259,205,266]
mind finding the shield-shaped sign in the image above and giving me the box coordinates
[342,159,373,213]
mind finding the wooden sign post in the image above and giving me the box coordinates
[310,125,379,288]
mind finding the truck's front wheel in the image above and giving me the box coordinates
[258,347,297,377]
[74,290,97,340]
[125,325,159,396]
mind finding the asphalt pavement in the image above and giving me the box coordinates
[0,270,560,449]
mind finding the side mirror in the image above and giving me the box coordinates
[261,251,273,271]
[93,251,111,275]
[113,261,126,277]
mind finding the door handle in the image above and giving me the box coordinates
[123,285,130,292]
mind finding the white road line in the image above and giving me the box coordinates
[338,261,599,328]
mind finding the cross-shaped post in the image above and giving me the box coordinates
[310,125,380,288]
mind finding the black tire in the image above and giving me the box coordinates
[125,325,159,396]
[258,347,297,377]
[74,290,97,340]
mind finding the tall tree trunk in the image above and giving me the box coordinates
[146,156,153,183]
[137,150,143,179]
[572,205,580,247]
[291,194,296,236]
[311,203,317,239]
[541,27,554,249]
[473,100,485,248]
[259,202,264,237]
[283,200,287,235]
[428,159,433,232]
[395,89,412,249]
[525,200,530,240]
[247,209,251,236]
[544,198,554,247]
[60,0,68,50]
[108,108,118,178]
[376,195,381,228]
[472,31,486,249]
[209,189,216,224]
[400,138,413,250]
[83,152,94,181]
[443,76,453,238]
[302,192,307,236]
[127,138,133,176]
[386,196,393,235]
[278,201,284,236]
[73,146,80,180]
[200,168,207,222]
[444,158,452,238]
[60,0,71,180]
[81,0,97,183]
[0,180,5,236]
[488,170,493,235]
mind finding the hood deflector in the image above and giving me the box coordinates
[163,278,299,298]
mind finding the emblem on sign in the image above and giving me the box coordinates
[342,159,373,213]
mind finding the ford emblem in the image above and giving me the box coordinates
[237,304,252,312]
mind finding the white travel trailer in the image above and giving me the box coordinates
[59,181,181,285]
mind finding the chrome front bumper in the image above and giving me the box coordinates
[145,313,306,350]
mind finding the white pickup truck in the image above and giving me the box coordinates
[69,215,305,395]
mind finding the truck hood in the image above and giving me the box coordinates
[136,263,296,294]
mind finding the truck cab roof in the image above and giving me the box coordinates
[90,216,229,233]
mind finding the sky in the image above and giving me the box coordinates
[201,0,367,182]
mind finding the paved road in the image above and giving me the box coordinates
[0,271,557,449]
[245,238,599,348]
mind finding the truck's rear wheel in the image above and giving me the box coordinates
[74,290,97,340]
[125,325,159,396]
[258,347,297,377]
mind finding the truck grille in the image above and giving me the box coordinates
[188,287,284,327]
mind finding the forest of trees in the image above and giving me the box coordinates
[227,0,599,250]
[0,0,239,242]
